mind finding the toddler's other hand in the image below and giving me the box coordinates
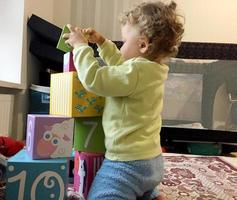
[63,24,88,49]
[82,28,105,46]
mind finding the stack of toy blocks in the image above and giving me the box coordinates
[5,25,77,199]
[50,26,106,199]
[6,114,74,200]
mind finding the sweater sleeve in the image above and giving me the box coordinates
[73,44,138,97]
[97,39,124,66]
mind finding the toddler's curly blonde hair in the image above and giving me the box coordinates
[120,1,184,61]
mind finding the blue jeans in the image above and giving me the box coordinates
[88,154,164,200]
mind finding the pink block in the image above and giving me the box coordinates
[26,114,74,159]
[74,151,104,199]
[64,52,76,72]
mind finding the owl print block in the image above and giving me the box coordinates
[26,114,74,159]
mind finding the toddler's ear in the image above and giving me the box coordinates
[138,36,149,54]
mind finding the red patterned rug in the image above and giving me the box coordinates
[1,155,237,200]
[160,155,237,200]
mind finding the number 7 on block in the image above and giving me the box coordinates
[83,121,98,148]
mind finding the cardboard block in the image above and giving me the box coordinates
[74,117,105,153]
[6,150,68,200]
[56,25,72,53]
[64,52,76,72]
[50,72,104,117]
[74,151,104,199]
[26,114,74,159]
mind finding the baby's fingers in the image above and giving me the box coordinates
[62,33,70,39]
[67,24,75,32]
[82,28,94,35]
[75,27,82,32]
[64,39,71,46]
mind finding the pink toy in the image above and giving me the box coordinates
[64,52,76,72]
[74,151,104,199]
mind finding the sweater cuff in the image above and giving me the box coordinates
[73,43,89,56]
[97,39,111,52]
[73,43,88,52]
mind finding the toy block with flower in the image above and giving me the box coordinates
[50,72,104,117]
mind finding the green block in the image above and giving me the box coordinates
[56,25,72,52]
[74,117,105,153]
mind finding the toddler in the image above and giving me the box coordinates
[63,1,184,199]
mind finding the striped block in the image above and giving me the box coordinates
[74,117,105,154]
[6,150,68,200]
[74,151,104,199]
[50,72,104,117]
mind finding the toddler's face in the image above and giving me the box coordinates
[120,23,141,61]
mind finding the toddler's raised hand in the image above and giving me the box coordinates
[82,28,105,46]
[63,24,88,48]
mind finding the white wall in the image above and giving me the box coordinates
[25,0,54,22]
[176,0,237,43]
[0,0,54,89]
[53,0,72,28]
[0,0,24,88]
[53,0,237,44]
[0,0,55,140]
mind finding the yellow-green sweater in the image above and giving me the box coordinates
[73,40,169,161]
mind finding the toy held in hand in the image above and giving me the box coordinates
[56,25,72,52]
[57,24,90,53]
